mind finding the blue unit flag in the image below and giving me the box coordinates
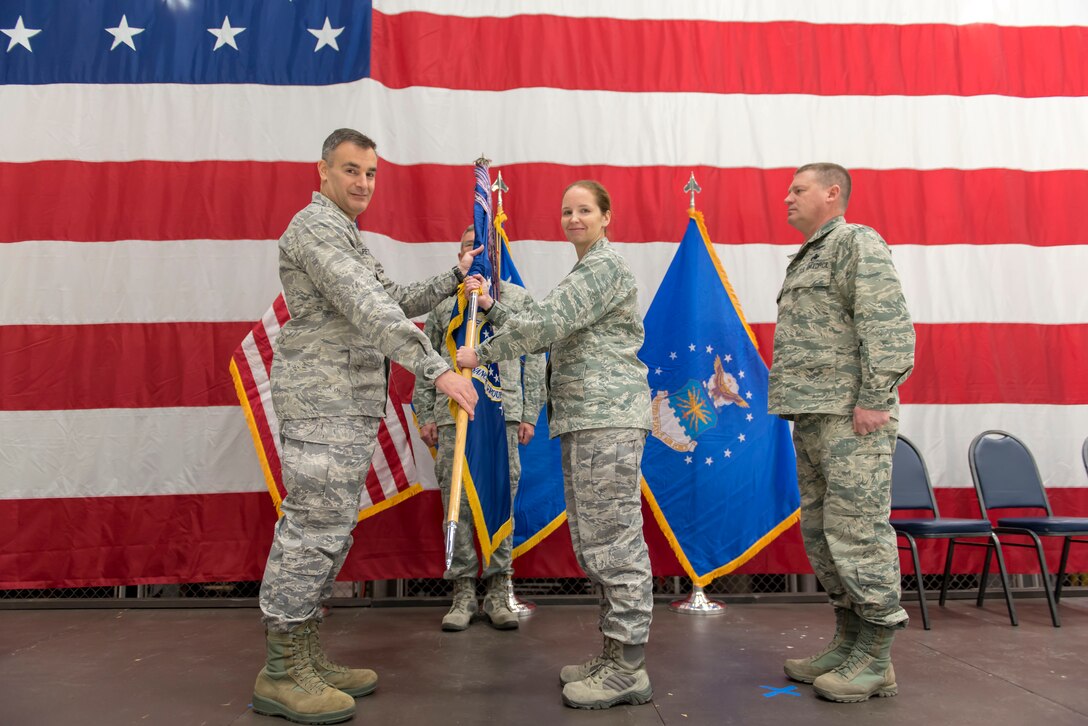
[444,163,512,566]
[639,211,799,586]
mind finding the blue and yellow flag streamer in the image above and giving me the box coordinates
[443,163,512,566]
[639,210,799,586]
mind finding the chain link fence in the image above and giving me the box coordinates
[3,573,1084,607]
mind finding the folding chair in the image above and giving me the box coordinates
[891,435,1017,629]
[969,430,1088,627]
[1083,436,1087,478]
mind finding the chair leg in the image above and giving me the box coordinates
[905,534,930,630]
[1055,538,1072,604]
[988,534,1018,626]
[940,540,956,608]
[977,542,993,608]
[1024,531,1060,627]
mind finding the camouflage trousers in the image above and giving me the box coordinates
[561,427,653,645]
[793,413,908,629]
[259,417,381,633]
[435,422,520,580]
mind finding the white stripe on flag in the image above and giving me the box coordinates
[3,404,1083,500]
[0,239,279,325]
[7,236,1087,326]
[3,83,1088,171]
[0,408,263,500]
[899,404,1088,490]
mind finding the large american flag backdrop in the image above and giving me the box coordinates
[2,1,1086,588]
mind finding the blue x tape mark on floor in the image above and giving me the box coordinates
[760,685,801,698]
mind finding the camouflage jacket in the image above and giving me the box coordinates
[768,216,915,418]
[475,237,651,437]
[271,192,458,422]
[413,282,546,429]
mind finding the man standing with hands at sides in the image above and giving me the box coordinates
[253,128,481,725]
[770,163,915,704]
[413,225,547,633]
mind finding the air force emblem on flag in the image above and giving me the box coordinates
[651,354,749,452]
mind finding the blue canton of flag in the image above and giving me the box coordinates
[444,162,512,566]
[639,211,799,586]
[0,1,371,86]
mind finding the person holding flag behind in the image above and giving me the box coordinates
[254,128,481,725]
[457,181,654,711]
[413,224,546,632]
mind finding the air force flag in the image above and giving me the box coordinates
[639,211,799,586]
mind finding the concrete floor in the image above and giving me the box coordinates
[2,598,1087,726]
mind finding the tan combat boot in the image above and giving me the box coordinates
[252,623,355,724]
[812,620,898,702]
[784,607,860,683]
[561,640,653,709]
[559,636,610,685]
[441,578,478,631]
[482,574,520,630]
[304,621,378,698]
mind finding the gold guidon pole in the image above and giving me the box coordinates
[445,293,479,570]
[446,156,491,570]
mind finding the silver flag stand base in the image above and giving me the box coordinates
[669,584,726,615]
[443,521,458,572]
[505,580,536,618]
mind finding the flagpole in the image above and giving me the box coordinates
[491,170,536,617]
[445,292,479,570]
[669,172,726,616]
[445,157,493,570]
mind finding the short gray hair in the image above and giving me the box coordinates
[795,162,851,208]
[321,128,377,161]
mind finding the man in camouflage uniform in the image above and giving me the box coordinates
[253,128,480,725]
[769,163,915,703]
[456,180,654,710]
[413,226,546,632]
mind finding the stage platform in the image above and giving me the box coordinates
[4,598,1087,725]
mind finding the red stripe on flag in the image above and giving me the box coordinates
[3,322,1084,411]
[273,294,291,327]
[5,488,1088,588]
[231,346,285,499]
[378,417,410,491]
[3,162,1087,246]
[363,424,393,504]
[252,318,275,379]
[0,492,278,589]
[0,322,253,410]
[372,12,1088,97]
[0,160,315,243]
[748,322,1088,405]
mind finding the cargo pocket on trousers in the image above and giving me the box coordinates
[856,563,896,603]
[282,438,333,508]
[825,452,893,518]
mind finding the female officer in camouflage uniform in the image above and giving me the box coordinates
[456,181,654,710]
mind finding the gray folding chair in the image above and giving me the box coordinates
[969,430,1088,627]
[891,435,1017,629]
